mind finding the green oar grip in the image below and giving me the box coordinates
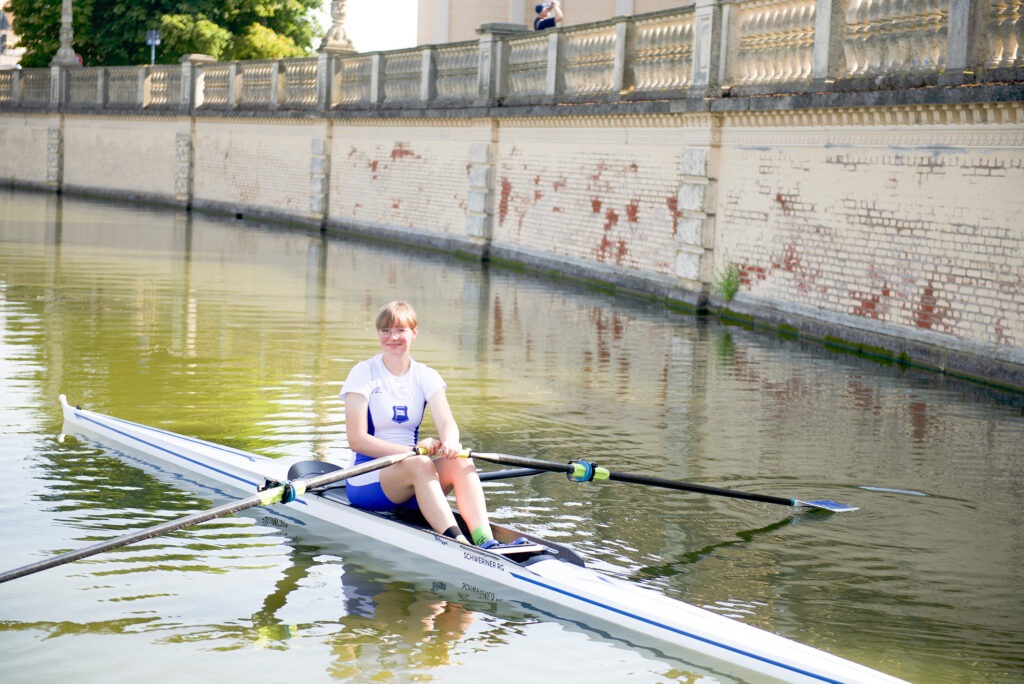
[568,460,608,482]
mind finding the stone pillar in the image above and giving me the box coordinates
[227,62,238,108]
[49,65,66,108]
[674,119,720,296]
[174,129,193,205]
[368,53,384,104]
[475,23,529,107]
[466,140,494,249]
[180,54,214,111]
[310,134,330,222]
[420,47,436,104]
[319,0,355,53]
[611,17,634,95]
[813,0,847,83]
[316,51,335,110]
[47,0,76,109]
[318,0,357,110]
[943,0,988,84]
[692,0,724,92]
[50,0,79,67]
[46,124,62,188]
[544,28,562,96]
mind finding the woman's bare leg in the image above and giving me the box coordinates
[380,455,459,534]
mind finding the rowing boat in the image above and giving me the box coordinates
[57,395,905,683]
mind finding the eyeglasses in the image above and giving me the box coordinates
[378,327,412,337]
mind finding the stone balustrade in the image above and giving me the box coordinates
[1,0,1020,111]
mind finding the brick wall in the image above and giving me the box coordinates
[2,100,1021,386]
[193,118,326,220]
[0,114,52,186]
[329,119,491,239]
[62,116,187,199]
[716,106,1024,354]
[490,116,700,282]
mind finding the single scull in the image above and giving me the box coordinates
[55,395,905,683]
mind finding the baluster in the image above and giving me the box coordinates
[889,0,908,71]
[1011,1,1024,66]
[753,6,768,84]
[988,2,1009,68]
[923,0,940,70]
[845,0,865,76]
[771,2,786,83]
[800,1,814,79]
[865,0,883,74]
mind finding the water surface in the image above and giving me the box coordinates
[1,189,1022,682]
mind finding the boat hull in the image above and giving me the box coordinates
[58,396,905,684]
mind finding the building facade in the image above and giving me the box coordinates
[417,0,687,44]
[0,9,24,68]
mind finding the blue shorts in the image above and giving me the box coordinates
[346,454,419,511]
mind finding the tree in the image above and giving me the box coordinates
[4,0,324,67]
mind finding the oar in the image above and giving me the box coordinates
[463,450,859,513]
[477,467,546,481]
[0,450,415,584]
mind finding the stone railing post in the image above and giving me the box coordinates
[270,60,283,110]
[138,66,148,108]
[316,51,334,109]
[228,62,239,108]
[813,0,847,83]
[49,66,67,108]
[8,69,21,104]
[475,23,529,106]
[96,67,108,107]
[693,0,724,92]
[369,53,385,104]
[180,54,214,111]
[612,17,635,95]
[545,29,563,96]
[944,0,988,84]
[420,47,436,104]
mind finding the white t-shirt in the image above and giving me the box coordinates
[340,354,446,452]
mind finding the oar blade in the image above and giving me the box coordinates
[796,499,859,513]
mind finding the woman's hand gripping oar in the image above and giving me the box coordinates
[0,450,416,584]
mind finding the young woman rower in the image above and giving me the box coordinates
[340,300,499,547]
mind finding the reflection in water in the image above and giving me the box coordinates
[242,549,478,678]
[1,188,1023,683]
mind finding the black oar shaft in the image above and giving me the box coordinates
[469,451,574,474]
[469,451,798,508]
[603,470,795,507]
[0,450,413,584]
[477,467,547,481]
[0,495,266,584]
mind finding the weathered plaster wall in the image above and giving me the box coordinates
[715,104,1024,368]
[2,100,1022,388]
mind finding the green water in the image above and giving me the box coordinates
[1,188,1022,683]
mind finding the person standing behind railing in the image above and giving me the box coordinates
[534,1,563,31]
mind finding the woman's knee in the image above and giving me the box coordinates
[403,454,440,479]
[436,457,476,480]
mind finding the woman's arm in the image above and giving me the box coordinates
[427,390,462,457]
[344,393,415,457]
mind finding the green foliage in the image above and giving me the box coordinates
[159,14,231,61]
[5,0,324,66]
[232,22,305,60]
[714,262,741,302]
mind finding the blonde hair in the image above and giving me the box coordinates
[375,300,418,331]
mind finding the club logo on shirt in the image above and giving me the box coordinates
[392,405,409,423]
